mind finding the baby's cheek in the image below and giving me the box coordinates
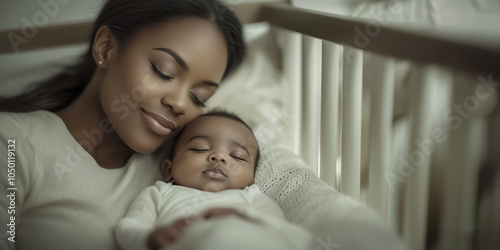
[232,170,254,189]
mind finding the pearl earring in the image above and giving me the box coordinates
[98,60,103,65]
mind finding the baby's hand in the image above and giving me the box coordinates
[146,216,197,250]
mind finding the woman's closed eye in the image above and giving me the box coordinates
[190,92,206,107]
[151,62,174,80]
[151,62,207,107]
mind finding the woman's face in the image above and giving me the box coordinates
[99,17,228,154]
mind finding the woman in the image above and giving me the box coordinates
[0,0,244,249]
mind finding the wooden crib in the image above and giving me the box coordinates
[1,2,499,250]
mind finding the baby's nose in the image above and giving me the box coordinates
[209,151,227,163]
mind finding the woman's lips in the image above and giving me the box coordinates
[140,108,176,136]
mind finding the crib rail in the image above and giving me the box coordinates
[258,3,500,79]
[0,21,92,54]
[1,2,498,250]
[1,3,500,78]
[254,3,499,250]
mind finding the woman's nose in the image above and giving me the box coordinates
[209,151,227,164]
[161,87,188,115]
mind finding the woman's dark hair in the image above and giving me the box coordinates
[0,0,245,112]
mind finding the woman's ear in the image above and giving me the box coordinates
[162,159,173,182]
[92,25,118,68]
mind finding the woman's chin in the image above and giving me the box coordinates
[124,134,164,155]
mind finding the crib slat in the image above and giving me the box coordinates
[280,29,303,155]
[301,35,322,174]
[367,55,395,220]
[341,47,363,200]
[403,65,434,250]
[320,42,341,189]
[438,74,482,250]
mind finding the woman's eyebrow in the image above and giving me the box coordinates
[153,48,187,70]
[201,80,220,88]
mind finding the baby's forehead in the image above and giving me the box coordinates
[179,115,257,145]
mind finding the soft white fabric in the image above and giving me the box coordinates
[0,110,162,250]
[165,216,292,250]
[254,139,410,250]
[115,182,313,250]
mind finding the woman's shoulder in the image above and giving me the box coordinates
[0,110,69,146]
[0,109,57,119]
[0,110,61,129]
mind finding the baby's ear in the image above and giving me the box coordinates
[161,159,173,182]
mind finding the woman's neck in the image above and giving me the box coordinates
[56,73,133,169]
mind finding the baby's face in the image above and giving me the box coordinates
[165,116,258,192]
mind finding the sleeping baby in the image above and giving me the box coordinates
[115,110,313,250]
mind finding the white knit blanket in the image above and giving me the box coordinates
[255,141,409,250]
